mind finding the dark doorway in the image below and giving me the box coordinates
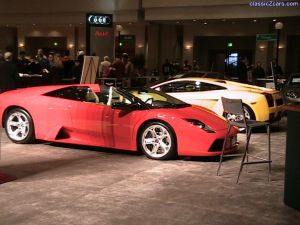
[25,37,67,57]
[115,35,136,59]
[207,50,253,76]
[194,36,256,75]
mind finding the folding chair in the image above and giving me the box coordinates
[217,97,271,183]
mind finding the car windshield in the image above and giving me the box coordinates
[125,87,190,109]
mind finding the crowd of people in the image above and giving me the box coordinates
[0,47,285,94]
[161,59,200,78]
[0,49,141,93]
[236,57,283,85]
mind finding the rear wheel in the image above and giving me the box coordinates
[139,122,176,160]
[225,105,255,121]
[5,108,35,144]
[243,105,255,120]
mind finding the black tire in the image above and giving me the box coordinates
[243,104,255,120]
[5,108,35,144]
[139,122,177,160]
[224,105,255,121]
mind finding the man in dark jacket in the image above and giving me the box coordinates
[237,57,248,84]
[0,51,18,93]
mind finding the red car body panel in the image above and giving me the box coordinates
[0,85,238,157]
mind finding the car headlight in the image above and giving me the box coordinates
[184,118,215,133]
[286,90,299,99]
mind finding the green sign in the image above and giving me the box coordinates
[256,33,277,41]
[120,35,135,41]
[227,42,233,47]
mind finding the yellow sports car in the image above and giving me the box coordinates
[151,78,283,122]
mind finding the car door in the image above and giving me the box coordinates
[69,86,141,150]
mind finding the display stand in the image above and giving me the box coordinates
[80,56,100,84]
[0,128,16,184]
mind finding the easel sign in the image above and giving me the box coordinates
[80,56,100,84]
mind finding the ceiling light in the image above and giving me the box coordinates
[273,19,277,22]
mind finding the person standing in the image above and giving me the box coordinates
[62,50,74,79]
[122,53,135,78]
[99,56,111,78]
[252,61,265,85]
[17,51,30,73]
[182,60,192,72]
[51,53,64,84]
[162,59,173,79]
[109,55,125,78]
[192,60,200,71]
[0,51,18,93]
[237,57,248,84]
[35,48,48,70]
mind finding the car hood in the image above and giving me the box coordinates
[155,105,228,131]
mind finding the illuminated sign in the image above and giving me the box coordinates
[95,31,111,37]
[86,13,113,27]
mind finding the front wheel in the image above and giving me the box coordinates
[139,122,176,160]
[5,108,35,144]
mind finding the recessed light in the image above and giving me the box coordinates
[193,19,197,22]
[204,22,207,25]
[253,19,257,22]
[273,19,277,22]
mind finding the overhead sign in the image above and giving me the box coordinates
[86,13,114,58]
[120,35,135,41]
[256,33,277,41]
[86,13,113,27]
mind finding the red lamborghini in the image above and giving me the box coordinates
[0,84,237,160]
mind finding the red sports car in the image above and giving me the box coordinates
[0,84,237,160]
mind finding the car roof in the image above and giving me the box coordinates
[152,77,275,92]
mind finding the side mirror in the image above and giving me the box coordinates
[111,102,137,110]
